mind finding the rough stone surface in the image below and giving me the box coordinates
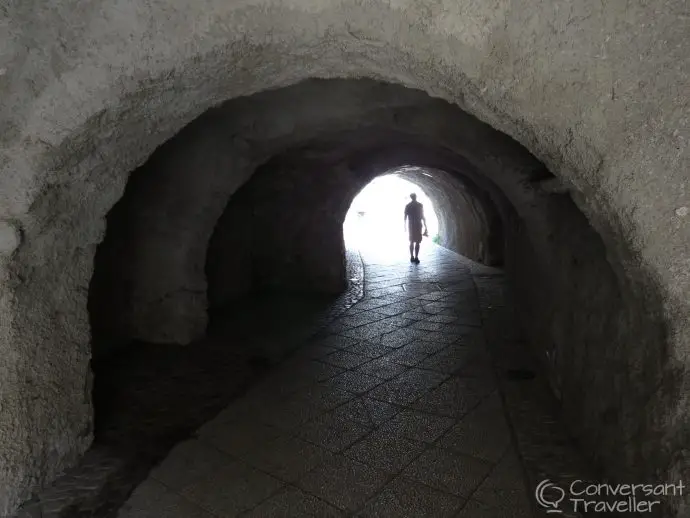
[209,158,354,300]
[88,113,254,351]
[0,2,688,516]
[96,82,508,346]
[396,167,504,266]
[109,244,599,518]
[0,222,20,257]
[11,250,365,518]
[206,153,503,312]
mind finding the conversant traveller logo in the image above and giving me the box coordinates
[535,479,685,514]
[536,480,566,513]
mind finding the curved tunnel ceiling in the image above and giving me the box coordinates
[0,3,687,512]
[87,79,547,351]
[199,138,509,313]
[79,79,683,518]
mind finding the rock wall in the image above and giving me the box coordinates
[0,0,687,511]
[94,80,687,518]
[395,167,504,266]
[88,111,255,354]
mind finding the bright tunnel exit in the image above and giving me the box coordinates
[344,174,439,253]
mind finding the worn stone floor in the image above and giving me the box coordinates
[114,242,593,518]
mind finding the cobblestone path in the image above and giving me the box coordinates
[116,244,592,518]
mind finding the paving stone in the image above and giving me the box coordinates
[341,320,401,340]
[455,498,533,518]
[367,379,426,406]
[473,486,532,514]
[382,345,430,367]
[117,479,214,518]
[417,348,480,374]
[418,292,449,301]
[333,311,389,328]
[301,360,348,381]
[344,340,393,358]
[395,367,449,390]
[407,340,448,355]
[329,397,401,427]
[379,408,455,443]
[406,386,485,419]
[195,422,281,455]
[425,314,460,323]
[296,455,391,512]
[355,357,409,380]
[254,393,343,427]
[150,439,243,490]
[297,414,372,453]
[367,287,406,298]
[398,311,428,321]
[419,330,462,343]
[436,394,512,462]
[372,303,411,316]
[241,485,344,517]
[328,370,385,394]
[353,299,393,311]
[181,461,284,516]
[289,382,359,407]
[476,451,527,490]
[356,476,465,517]
[410,320,446,331]
[240,434,336,482]
[43,244,596,518]
[376,334,413,349]
[400,448,494,498]
[320,350,371,369]
[343,428,427,473]
[312,334,361,349]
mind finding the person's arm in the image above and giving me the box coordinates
[404,207,408,232]
[421,206,428,233]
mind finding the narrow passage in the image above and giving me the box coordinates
[118,243,588,517]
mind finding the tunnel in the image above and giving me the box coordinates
[0,3,688,517]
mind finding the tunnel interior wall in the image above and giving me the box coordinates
[205,138,505,311]
[89,111,255,358]
[207,155,357,312]
[200,87,683,515]
[205,182,255,312]
[1,70,686,518]
[206,158,503,312]
[90,81,681,507]
[395,167,504,266]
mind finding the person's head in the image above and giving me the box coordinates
[410,193,417,201]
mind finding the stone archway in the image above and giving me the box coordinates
[0,3,688,515]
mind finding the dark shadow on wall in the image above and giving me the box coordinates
[80,290,339,517]
[204,147,506,315]
[393,167,504,266]
[204,127,677,496]
[88,165,147,363]
[88,108,254,360]
[84,80,679,512]
[205,152,356,313]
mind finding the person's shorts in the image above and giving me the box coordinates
[408,226,423,242]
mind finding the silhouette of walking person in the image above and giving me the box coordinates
[404,193,428,263]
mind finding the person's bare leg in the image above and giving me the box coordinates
[409,242,414,261]
[414,243,420,262]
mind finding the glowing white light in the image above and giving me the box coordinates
[343,175,439,250]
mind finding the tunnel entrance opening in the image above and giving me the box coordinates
[343,173,440,254]
[1,75,683,517]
